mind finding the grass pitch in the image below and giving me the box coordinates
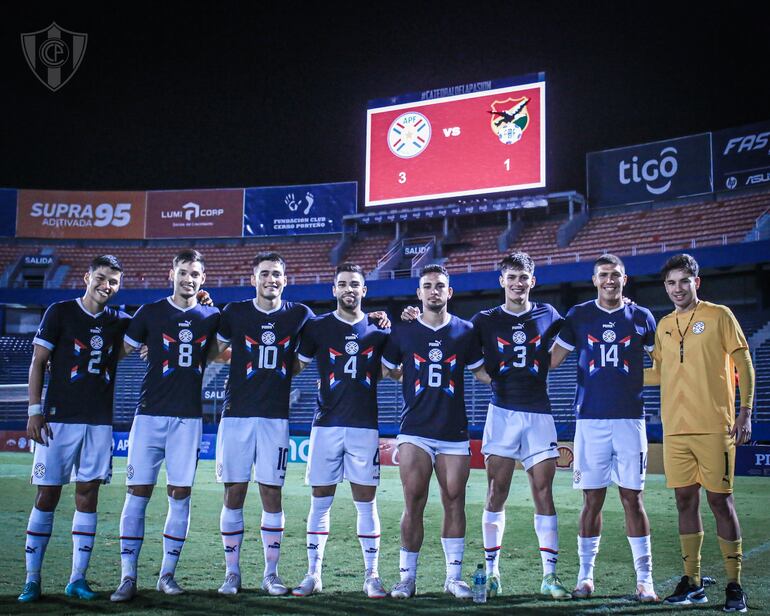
[0,452,768,615]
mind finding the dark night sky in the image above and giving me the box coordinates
[1,3,767,205]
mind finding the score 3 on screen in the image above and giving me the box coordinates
[365,73,546,207]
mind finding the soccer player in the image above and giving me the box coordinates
[383,264,485,600]
[291,263,390,598]
[19,255,129,603]
[550,254,658,602]
[110,249,220,601]
[471,252,570,599]
[209,252,313,596]
[646,254,754,612]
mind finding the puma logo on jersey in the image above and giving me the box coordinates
[345,334,359,340]
[262,323,275,329]
[602,322,615,328]
[90,327,102,334]
[178,320,192,327]
[429,339,442,347]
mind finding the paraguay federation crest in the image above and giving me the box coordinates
[21,23,87,92]
[489,96,530,145]
[388,111,431,158]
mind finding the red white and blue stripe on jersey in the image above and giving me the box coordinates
[162,333,175,351]
[244,335,259,351]
[73,338,87,356]
[162,360,174,376]
[70,364,83,382]
[443,378,456,397]
[245,361,255,379]
[329,347,342,364]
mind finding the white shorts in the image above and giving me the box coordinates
[31,423,113,485]
[481,404,559,471]
[126,415,202,487]
[396,433,470,465]
[216,416,289,486]
[573,418,647,491]
[305,426,380,487]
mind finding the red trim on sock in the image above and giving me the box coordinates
[221,529,244,536]
[120,535,144,541]
[72,530,96,537]
[260,526,284,532]
[539,547,559,554]
[484,545,501,552]
[358,534,381,539]
[26,530,51,537]
[307,531,329,535]
[162,533,186,542]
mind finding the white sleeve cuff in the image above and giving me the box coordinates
[123,334,141,349]
[381,357,398,370]
[644,344,655,353]
[297,353,314,364]
[467,358,484,370]
[552,336,574,352]
[216,333,231,344]
[32,337,55,351]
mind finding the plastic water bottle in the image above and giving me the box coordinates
[472,563,487,603]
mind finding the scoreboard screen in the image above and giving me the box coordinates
[365,74,546,207]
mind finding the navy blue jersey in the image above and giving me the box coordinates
[555,300,656,420]
[33,298,130,425]
[125,297,220,418]
[297,312,389,429]
[218,300,313,419]
[383,315,483,442]
[472,303,563,414]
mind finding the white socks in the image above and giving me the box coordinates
[577,535,601,582]
[399,547,419,581]
[354,499,380,576]
[220,506,244,576]
[261,510,285,577]
[119,494,149,580]
[628,535,653,585]
[534,514,559,575]
[482,509,505,577]
[306,495,333,576]
[70,511,97,583]
[441,537,465,581]
[25,507,54,584]
[160,496,190,577]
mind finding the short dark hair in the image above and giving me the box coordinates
[660,253,699,279]
[593,253,625,273]
[334,262,365,281]
[252,252,286,271]
[420,264,449,280]
[173,249,205,270]
[90,254,123,273]
[499,252,534,274]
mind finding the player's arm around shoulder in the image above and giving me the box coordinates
[549,305,577,368]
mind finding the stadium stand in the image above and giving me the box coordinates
[443,192,769,271]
